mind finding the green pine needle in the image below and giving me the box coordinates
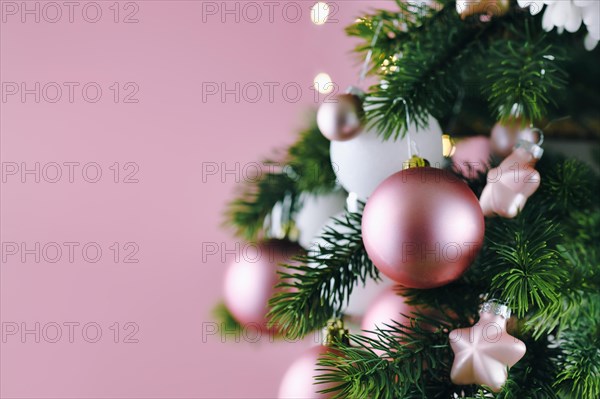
[224,120,337,241]
[267,209,380,338]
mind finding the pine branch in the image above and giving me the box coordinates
[349,1,572,139]
[485,211,566,320]
[345,1,443,77]
[225,171,298,241]
[483,27,567,123]
[317,346,395,399]
[286,121,338,193]
[495,336,561,399]
[554,302,600,399]
[224,120,337,241]
[536,158,597,215]
[364,3,483,139]
[267,209,379,338]
[318,313,462,399]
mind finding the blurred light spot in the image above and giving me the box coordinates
[311,2,329,25]
[313,72,333,94]
[442,134,456,157]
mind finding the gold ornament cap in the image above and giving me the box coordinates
[402,155,430,170]
[322,319,350,346]
[459,0,510,19]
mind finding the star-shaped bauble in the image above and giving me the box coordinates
[449,300,526,392]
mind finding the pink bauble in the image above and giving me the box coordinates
[361,286,420,338]
[317,93,364,141]
[278,345,337,399]
[223,240,301,328]
[490,120,539,158]
[362,167,485,289]
[452,136,491,179]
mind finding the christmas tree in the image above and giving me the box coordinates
[221,1,600,398]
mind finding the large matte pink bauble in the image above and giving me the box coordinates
[490,120,539,158]
[317,94,364,141]
[278,345,337,399]
[362,167,484,289]
[223,240,301,328]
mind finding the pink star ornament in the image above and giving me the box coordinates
[449,300,526,392]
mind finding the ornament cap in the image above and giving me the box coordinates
[514,129,544,160]
[480,299,511,319]
[402,155,430,170]
[322,319,349,347]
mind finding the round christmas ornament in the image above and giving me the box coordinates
[451,136,491,179]
[362,162,485,289]
[317,87,365,142]
[330,114,444,199]
[361,286,431,342]
[295,191,347,249]
[278,320,348,399]
[449,300,526,392]
[346,274,393,317]
[480,137,543,218]
[223,240,302,328]
[490,119,539,158]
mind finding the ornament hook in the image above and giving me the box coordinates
[529,127,544,146]
[399,98,417,158]
[515,127,544,160]
[358,19,384,84]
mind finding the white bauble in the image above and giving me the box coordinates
[308,212,392,316]
[295,190,347,249]
[330,114,444,199]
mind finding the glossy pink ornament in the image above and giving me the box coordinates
[317,88,364,141]
[362,167,485,289]
[490,119,539,158]
[479,140,543,218]
[223,240,301,328]
[449,300,526,392]
[278,345,337,399]
[452,136,491,179]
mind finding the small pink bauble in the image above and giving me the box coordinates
[361,286,421,340]
[278,345,337,399]
[490,119,539,158]
[452,136,491,179]
[362,167,485,289]
[223,240,301,328]
[317,93,364,141]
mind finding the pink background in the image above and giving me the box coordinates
[0,1,391,397]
